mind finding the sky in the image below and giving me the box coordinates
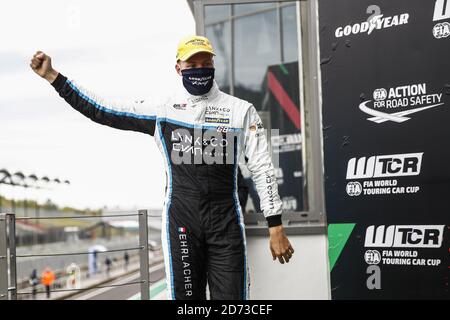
[0,0,196,211]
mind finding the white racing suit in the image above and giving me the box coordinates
[51,73,283,300]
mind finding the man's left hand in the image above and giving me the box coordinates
[269,225,295,264]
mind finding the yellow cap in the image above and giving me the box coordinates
[176,35,215,61]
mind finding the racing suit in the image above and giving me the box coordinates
[51,73,283,300]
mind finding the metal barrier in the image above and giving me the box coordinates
[0,210,151,300]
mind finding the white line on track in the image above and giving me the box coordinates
[128,263,166,300]
[74,262,165,300]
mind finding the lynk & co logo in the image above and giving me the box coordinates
[359,83,445,124]
[169,127,280,166]
[205,106,231,124]
[170,129,234,165]
[433,0,450,39]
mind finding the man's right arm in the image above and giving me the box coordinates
[30,51,157,135]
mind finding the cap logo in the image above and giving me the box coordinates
[186,39,207,46]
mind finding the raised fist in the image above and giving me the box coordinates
[30,51,58,83]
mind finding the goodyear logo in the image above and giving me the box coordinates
[205,117,229,124]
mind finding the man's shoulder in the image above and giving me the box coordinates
[218,90,252,110]
[215,90,255,127]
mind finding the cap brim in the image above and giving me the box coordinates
[179,48,216,62]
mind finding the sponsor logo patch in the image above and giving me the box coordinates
[205,117,230,124]
[173,103,187,110]
[249,122,263,132]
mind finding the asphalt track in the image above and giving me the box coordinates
[69,262,165,300]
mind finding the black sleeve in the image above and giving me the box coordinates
[52,73,156,135]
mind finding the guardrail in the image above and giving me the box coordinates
[0,210,151,300]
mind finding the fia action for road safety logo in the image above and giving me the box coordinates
[359,83,445,124]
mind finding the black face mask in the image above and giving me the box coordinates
[181,67,215,96]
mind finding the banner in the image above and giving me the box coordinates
[319,0,450,299]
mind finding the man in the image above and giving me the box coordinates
[30,35,294,300]
[105,256,112,277]
[29,269,39,300]
[124,251,130,271]
[40,267,55,299]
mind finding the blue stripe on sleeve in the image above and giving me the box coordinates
[67,80,156,121]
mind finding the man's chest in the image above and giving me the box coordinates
[157,100,244,165]
[163,97,239,129]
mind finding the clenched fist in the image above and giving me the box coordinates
[30,51,58,83]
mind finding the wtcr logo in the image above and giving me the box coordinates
[346,153,423,180]
[433,0,450,21]
[365,225,445,248]
[433,0,450,38]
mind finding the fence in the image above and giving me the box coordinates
[15,236,140,282]
[0,210,151,300]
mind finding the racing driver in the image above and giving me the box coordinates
[30,35,294,300]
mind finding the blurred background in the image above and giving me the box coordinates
[0,0,195,211]
[0,0,195,300]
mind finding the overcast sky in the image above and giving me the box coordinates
[0,0,195,211]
